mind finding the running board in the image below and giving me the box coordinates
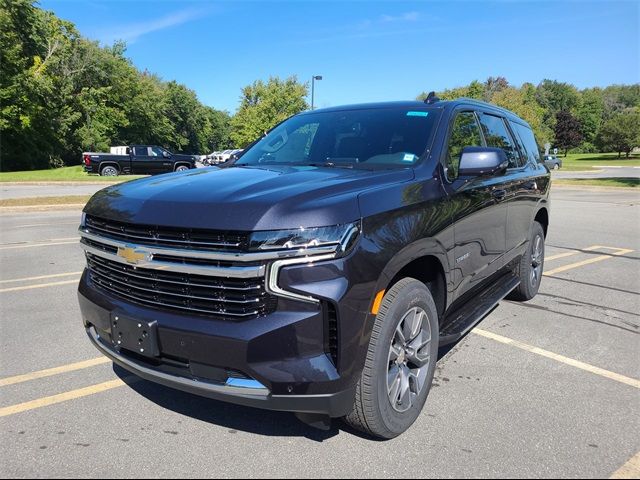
[439,273,520,346]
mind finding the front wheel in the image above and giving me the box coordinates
[509,221,545,301]
[343,278,439,439]
[175,165,190,172]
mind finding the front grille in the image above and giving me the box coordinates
[85,215,249,251]
[86,252,277,318]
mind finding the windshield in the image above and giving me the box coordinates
[236,107,441,169]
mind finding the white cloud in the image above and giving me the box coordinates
[96,7,209,44]
[380,11,420,23]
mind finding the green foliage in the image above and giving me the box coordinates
[230,76,308,148]
[597,109,640,158]
[0,1,229,171]
[417,77,639,155]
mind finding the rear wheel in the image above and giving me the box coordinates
[175,165,190,172]
[553,163,560,170]
[343,278,439,439]
[509,221,545,301]
[100,165,118,176]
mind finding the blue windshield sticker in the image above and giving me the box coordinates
[403,154,416,162]
[406,111,429,117]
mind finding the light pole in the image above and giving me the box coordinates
[311,75,322,110]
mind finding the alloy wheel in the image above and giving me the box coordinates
[530,234,544,288]
[387,306,432,413]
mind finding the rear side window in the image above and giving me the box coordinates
[510,122,541,165]
[133,146,148,156]
[446,112,483,180]
[478,114,523,168]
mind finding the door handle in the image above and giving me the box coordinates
[491,188,507,201]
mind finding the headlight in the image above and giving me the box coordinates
[248,222,360,256]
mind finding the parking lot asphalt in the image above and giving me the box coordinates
[0,186,638,478]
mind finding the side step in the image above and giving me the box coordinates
[439,273,520,346]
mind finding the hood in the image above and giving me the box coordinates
[84,165,413,231]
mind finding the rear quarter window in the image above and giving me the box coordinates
[510,122,541,165]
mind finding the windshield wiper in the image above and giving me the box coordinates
[304,162,354,169]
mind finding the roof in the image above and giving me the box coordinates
[303,98,528,126]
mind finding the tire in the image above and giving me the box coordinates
[343,278,439,439]
[553,163,560,170]
[508,221,545,301]
[175,165,189,172]
[100,165,118,177]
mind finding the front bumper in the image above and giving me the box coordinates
[77,252,371,417]
[84,322,355,416]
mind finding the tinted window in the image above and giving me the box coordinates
[133,146,148,156]
[446,112,483,180]
[510,122,541,165]
[150,146,164,157]
[478,114,522,168]
[237,108,441,169]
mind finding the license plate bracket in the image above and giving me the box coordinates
[110,313,159,358]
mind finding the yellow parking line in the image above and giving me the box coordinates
[545,251,580,262]
[0,379,131,418]
[0,357,110,387]
[544,248,634,276]
[0,240,78,250]
[473,329,640,389]
[611,451,640,479]
[0,271,82,284]
[13,222,79,228]
[0,278,80,293]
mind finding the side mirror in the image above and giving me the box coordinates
[458,147,508,177]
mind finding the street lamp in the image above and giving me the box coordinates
[311,75,322,110]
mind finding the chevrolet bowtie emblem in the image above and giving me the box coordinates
[117,246,146,265]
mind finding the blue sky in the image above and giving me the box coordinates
[41,0,639,113]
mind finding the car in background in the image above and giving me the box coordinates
[543,155,562,170]
[83,145,196,176]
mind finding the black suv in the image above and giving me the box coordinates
[77,98,550,439]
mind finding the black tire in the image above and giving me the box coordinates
[553,163,560,170]
[343,278,439,439]
[508,221,545,301]
[175,165,190,172]
[100,165,119,177]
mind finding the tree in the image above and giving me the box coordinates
[598,109,640,158]
[483,76,509,101]
[576,88,604,144]
[230,76,308,147]
[491,86,551,146]
[554,110,583,156]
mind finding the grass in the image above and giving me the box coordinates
[559,153,640,171]
[0,166,147,182]
[0,195,92,207]
[554,177,639,189]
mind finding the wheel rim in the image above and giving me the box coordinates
[387,306,432,413]
[530,234,544,288]
[102,167,117,176]
[176,166,188,172]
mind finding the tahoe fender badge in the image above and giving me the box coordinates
[456,252,471,264]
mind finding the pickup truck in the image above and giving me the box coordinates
[77,97,550,438]
[82,145,196,176]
